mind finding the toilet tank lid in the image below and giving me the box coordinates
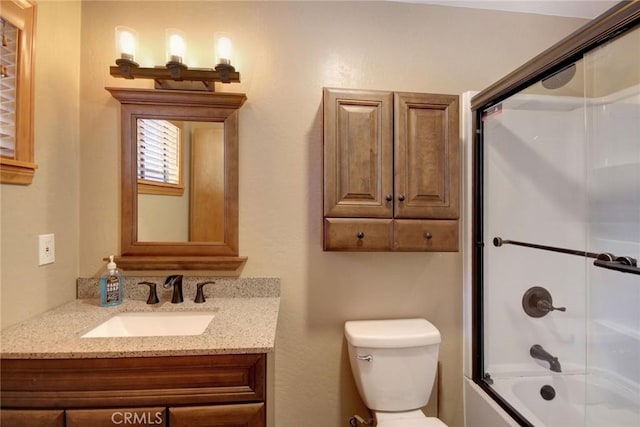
[344,318,441,348]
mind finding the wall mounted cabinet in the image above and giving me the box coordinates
[323,88,459,251]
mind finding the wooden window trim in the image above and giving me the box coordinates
[0,0,36,185]
[137,178,184,196]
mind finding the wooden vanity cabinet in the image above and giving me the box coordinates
[323,88,460,252]
[0,353,266,427]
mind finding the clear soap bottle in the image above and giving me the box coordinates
[100,255,124,307]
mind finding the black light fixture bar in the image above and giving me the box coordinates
[110,61,240,92]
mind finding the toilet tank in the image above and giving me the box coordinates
[344,318,441,412]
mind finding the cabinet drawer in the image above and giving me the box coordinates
[1,354,265,408]
[393,220,458,251]
[0,409,64,427]
[66,407,166,427]
[169,403,264,427]
[324,219,392,251]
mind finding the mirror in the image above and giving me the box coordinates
[107,87,247,270]
[136,120,225,243]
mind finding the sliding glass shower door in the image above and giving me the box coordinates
[477,25,639,427]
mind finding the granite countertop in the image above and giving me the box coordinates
[0,277,280,359]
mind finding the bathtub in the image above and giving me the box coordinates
[490,374,640,427]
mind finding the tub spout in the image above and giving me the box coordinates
[530,344,562,372]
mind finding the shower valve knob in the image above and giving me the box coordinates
[523,286,566,318]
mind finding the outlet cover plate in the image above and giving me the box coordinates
[39,234,55,265]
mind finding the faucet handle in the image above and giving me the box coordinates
[537,299,566,313]
[137,281,159,304]
[195,281,215,303]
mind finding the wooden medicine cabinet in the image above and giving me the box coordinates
[107,88,247,270]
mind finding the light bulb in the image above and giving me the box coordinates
[215,34,232,65]
[166,29,186,64]
[115,26,137,61]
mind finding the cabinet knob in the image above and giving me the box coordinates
[385,194,393,202]
[356,231,365,239]
[398,194,406,202]
[425,232,433,240]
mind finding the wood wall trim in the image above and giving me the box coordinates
[0,158,37,185]
[471,2,640,111]
[106,87,247,109]
[111,255,247,270]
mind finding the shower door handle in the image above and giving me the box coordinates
[594,258,640,276]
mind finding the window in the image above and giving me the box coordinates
[0,0,36,185]
[137,118,183,196]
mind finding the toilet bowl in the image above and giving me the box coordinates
[375,410,448,427]
[344,318,448,427]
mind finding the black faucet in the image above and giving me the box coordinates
[530,344,562,372]
[163,275,184,303]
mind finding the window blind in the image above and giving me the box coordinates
[137,119,180,185]
[0,17,18,158]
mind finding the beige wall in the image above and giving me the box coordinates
[0,1,587,426]
[1,1,81,328]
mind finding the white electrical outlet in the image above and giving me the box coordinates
[39,234,55,265]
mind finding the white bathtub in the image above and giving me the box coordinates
[490,374,640,427]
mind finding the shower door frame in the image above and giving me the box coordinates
[470,2,640,426]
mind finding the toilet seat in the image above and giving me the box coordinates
[374,410,448,427]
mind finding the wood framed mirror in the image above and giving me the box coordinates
[107,87,247,270]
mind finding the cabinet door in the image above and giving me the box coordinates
[323,88,393,218]
[394,92,459,219]
[169,403,264,427]
[66,407,166,427]
[0,409,64,427]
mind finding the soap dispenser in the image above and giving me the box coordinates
[100,256,124,307]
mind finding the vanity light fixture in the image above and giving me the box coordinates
[110,26,240,92]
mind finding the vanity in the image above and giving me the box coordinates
[0,278,280,427]
[0,45,277,425]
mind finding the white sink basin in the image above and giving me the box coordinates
[81,312,215,338]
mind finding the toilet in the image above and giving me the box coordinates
[344,318,448,427]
